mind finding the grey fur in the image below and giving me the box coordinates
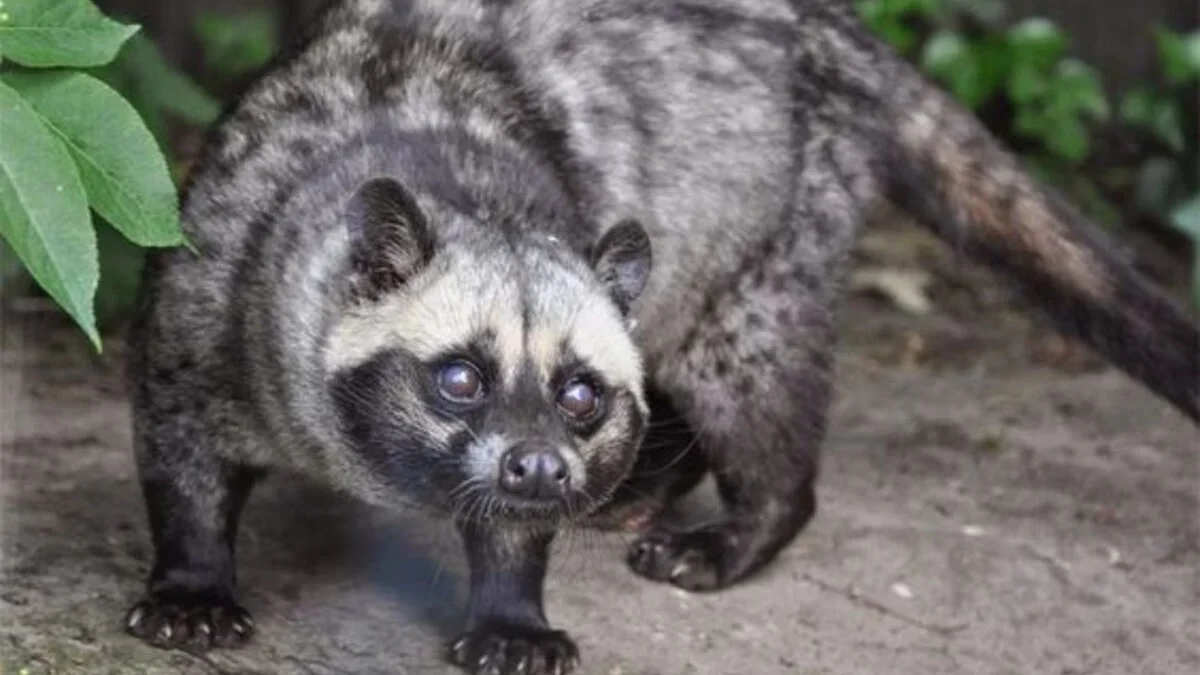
[124,1,1200,673]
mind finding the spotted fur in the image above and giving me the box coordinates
[124,1,1199,673]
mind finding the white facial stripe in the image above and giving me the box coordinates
[521,262,643,386]
[525,323,563,385]
[565,297,645,395]
[325,251,524,373]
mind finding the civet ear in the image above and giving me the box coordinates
[590,219,652,315]
[346,177,435,300]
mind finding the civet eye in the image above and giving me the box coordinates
[558,379,599,419]
[438,361,484,402]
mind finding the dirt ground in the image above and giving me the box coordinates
[2,235,1198,675]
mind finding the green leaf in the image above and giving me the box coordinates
[858,0,947,54]
[1022,107,1089,165]
[1170,195,1200,240]
[922,30,970,76]
[89,33,222,149]
[1170,195,1200,306]
[857,0,943,25]
[905,0,943,17]
[1119,87,1157,125]
[921,32,993,108]
[98,33,222,128]
[1013,107,1046,138]
[1055,121,1089,163]
[1188,32,1200,75]
[1053,60,1110,121]
[1119,88,1184,151]
[1007,18,1068,70]
[0,0,139,68]
[951,62,993,109]
[971,37,1013,99]
[1155,27,1200,85]
[880,22,921,54]
[1148,102,1185,153]
[855,0,886,26]
[0,81,100,348]
[1008,63,1047,103]
[195,8,279,77]
[3,71,185,248]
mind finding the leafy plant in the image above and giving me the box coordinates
[0,0,196,349]
[859,0,1200,305]
[1171,196,1200,302]
[92,33,223,147]
[857,0,946,55]
[919,15,1110,165]
[1120,29,1200,154]
[858,0,1113,213]
[1118,27,1200,303]
[84,31,223,329]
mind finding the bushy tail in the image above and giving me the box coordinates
[879,62,1199,423]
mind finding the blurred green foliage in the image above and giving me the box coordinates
[195,7,280,79]
[93,33,223,146]
[857,0,1200,304]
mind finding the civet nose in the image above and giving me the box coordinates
[499,444,571,500]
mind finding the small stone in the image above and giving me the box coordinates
[1106,546,1122,566]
